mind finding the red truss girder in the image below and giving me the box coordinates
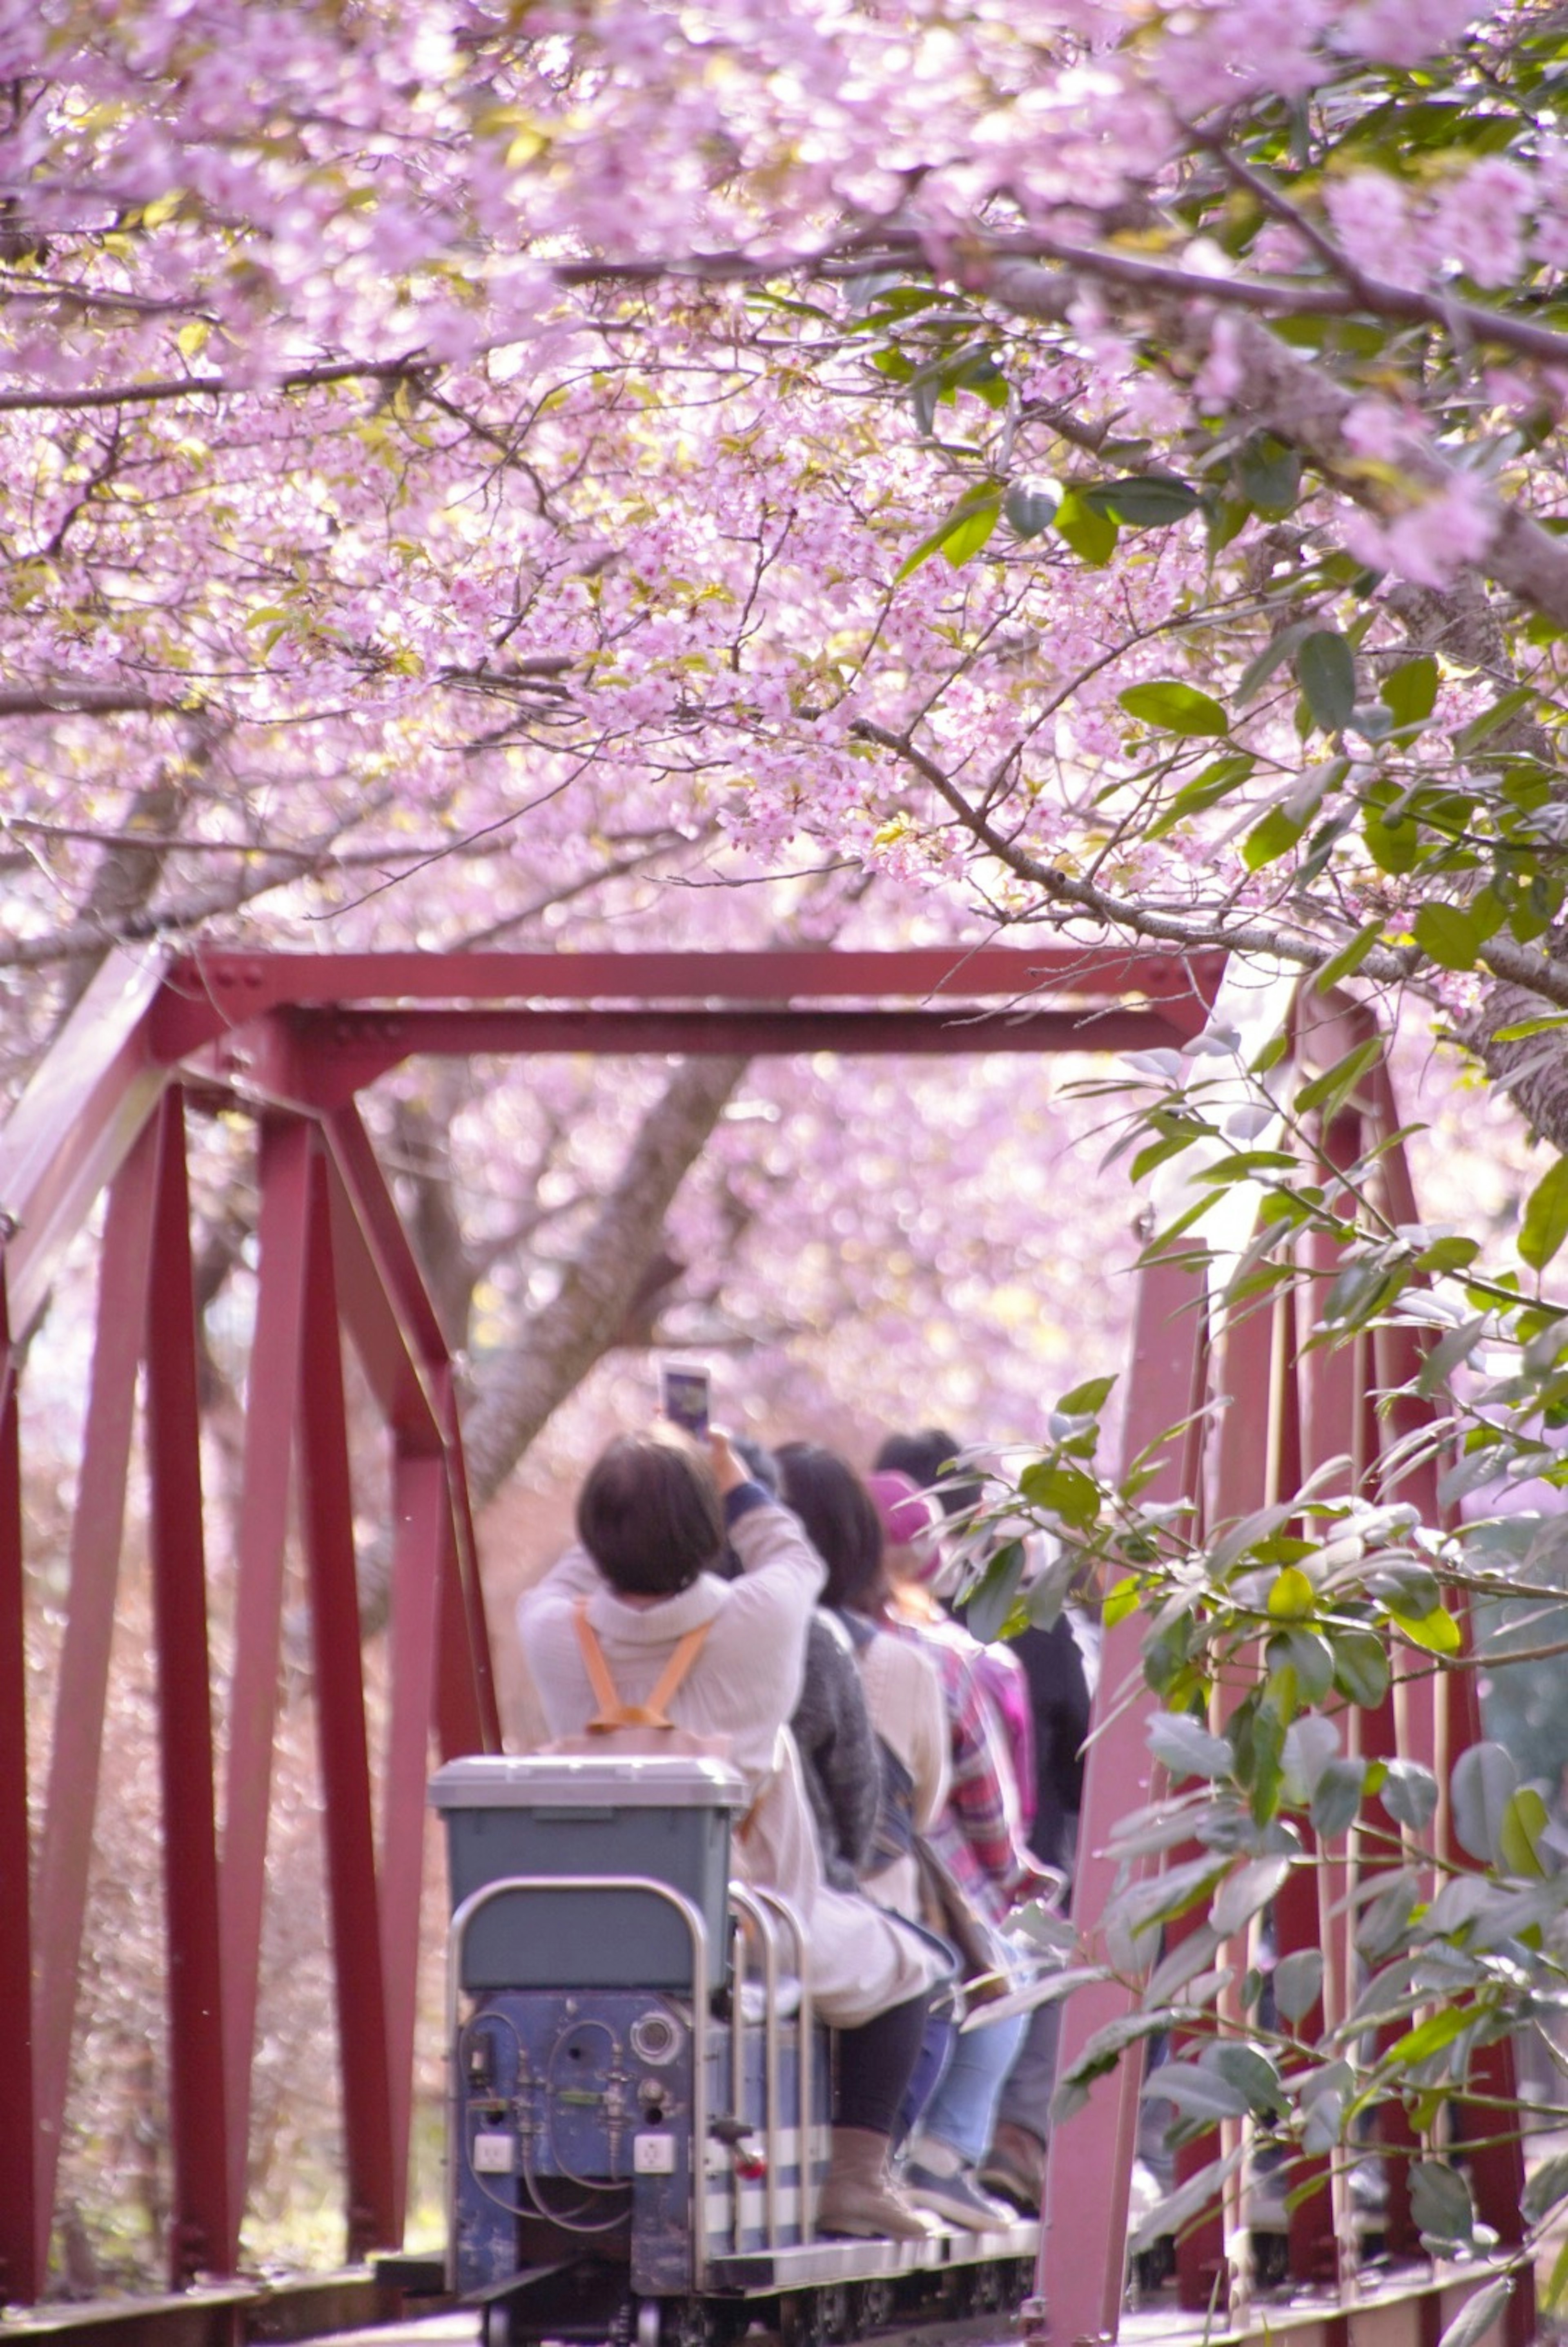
[1043,991,1532,2347]
[0,943,1526,2347]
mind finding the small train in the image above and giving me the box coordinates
[431,1751,1041,2347]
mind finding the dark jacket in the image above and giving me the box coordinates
[1011,1615,1091,1883]
[791,1611,880,1890]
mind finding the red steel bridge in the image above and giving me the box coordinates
[0,946,1529,2347]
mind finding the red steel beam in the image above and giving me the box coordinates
[220,1115,314,2242]
[0,1249,39,2303]
[379,1445,448,2213]
[151,944,1228,1049]
[296,1152,399,2256]
[433,1374,500,1760]
[321,1107,449,1450]
[321,1111,498,1752]
[0,948,171,1343]
[1037,1250,1211,2347]
[143,1092,233,2283]
[32,1119,160,2263]
[215,1006,1219,1116]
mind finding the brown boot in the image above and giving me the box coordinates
[979,2120,1046,2214]
[818,2127,934,2240]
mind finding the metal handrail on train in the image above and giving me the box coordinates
[727,1885,783,2249]
[445,1874,714,2292]
[747,1888,814,2241]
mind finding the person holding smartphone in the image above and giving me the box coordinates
[517,1415,947,2240]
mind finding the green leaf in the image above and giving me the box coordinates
[1212,1853,1293,1937]
[1312,1758,1367,1838]
[1104,1575,1140,1629]
[1148,1713,1233,1781]
[1146,753,1257,840]
[1547,2232,1568,2320]
[1235,621,1312,708]
[1415,1314,1487,1400]
[1153,2061,1253,2122]
[1056,1374,1116,1417]
[1388,1603,1461,1656]
[1087,473,1203,527]
[1520,1153,1568,1272]
[1492,1012,1568,1043]
[1500,1785,1549,1878]
[1523,2147,1568,2227]
[1208,2041,1286,2116]
[1017,1459,1100,1528]
[1380,1759,1439,1832]
[1273,1948,1323,2024]
[1242,806,1307,870]
[1409,2160,1474,2250]
[1295,1036,1382,1119]
[1436,2279,1514,2347]
[1414,901,1486,972]
[1276,1627,1333,1704]
[1385,2003,1472,2068]
[1314,918,1386,993]
[1118,679,1229,737]
[1381,654,1439,727]
[1267,1566,1315,1621]
[1004,482,1060,540]
[1362,807,1419,874]
[1053,488,1118,566]
[895,484,1003,581]
[1451,1741,1518,1865]
[1126,2145,1246,2257]
[1332,1629,1389,1707]
[1296,629,1357,733]
[1236,433,1301,515]
[1452,685,1535,755]
[966,1539,1027,1642]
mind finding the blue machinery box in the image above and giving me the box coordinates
[430,1751,748,1989]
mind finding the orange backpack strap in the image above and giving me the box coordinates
[572,1598,712,1732]
[572,1599,626,1729]
[644,1620,712,1722]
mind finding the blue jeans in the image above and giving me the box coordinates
[917,2007,1027,2165]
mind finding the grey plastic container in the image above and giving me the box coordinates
[431,1752,746,1990]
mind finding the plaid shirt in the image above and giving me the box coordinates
[893,1611,1054,1930]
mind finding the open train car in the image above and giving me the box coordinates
[432,1753,1040,2347]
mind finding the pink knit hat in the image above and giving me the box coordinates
[865,1469,942,1555]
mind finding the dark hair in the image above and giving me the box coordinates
[775,1442,886,1613]
[873,1426,977,1519]
[575,1435,725,1597]
[733,1436,780,1495]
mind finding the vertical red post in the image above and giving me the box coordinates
[220,1113,314,2234]
[143,1091,234,2281]
[0,1249,39,2302]
[31,1120,160,2268]
[1165,1290,1281,2314]
[379,1443,448,2225]
[434,1369,499,1761]
[1037,1253,1209,2347]
[296,1151,399,2256]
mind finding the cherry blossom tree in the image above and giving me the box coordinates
[17,0,1568,2305]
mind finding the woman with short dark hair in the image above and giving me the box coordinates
[519,1426,944,2240]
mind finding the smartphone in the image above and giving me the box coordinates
[660,1361,711,1439]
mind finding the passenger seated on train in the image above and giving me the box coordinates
[731,1439,882,1894]
[876,1427,1092,2215]
[517,1426,949,2242]
[778,1446,1025,2230]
